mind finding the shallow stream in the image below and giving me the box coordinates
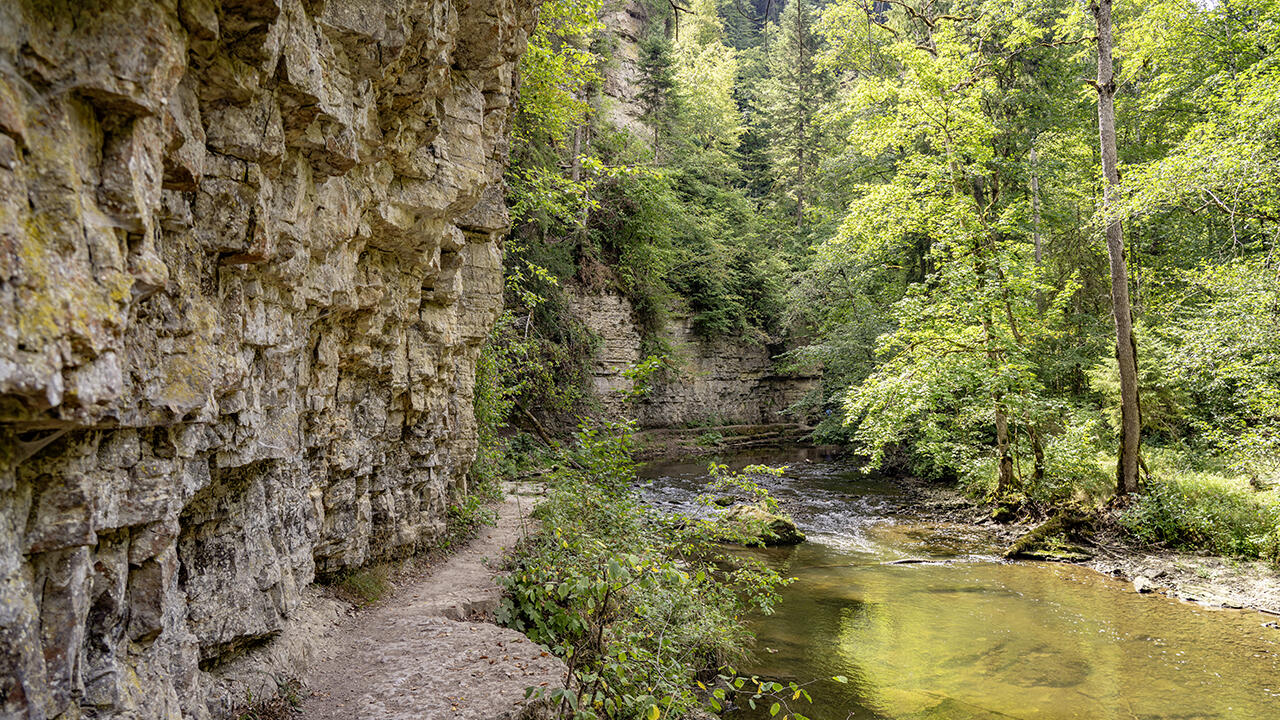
[640,449,1280,720]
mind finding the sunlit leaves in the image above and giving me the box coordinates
[514,0,604,147]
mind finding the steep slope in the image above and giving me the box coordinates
[0,0,535,717]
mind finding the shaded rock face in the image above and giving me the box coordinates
[0,0,535,717]
[599,0,649,140]
[569,289,819,427]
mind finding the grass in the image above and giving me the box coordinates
[329,565,393,606]
[1119,451,1280,564]
[233,678,303,720]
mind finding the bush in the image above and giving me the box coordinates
[1119,461,1280,563]
[956,409,1112,511]
[496,421,788,719]
[1034,412,1112,506]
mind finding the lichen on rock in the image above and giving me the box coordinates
[0,0,536,717]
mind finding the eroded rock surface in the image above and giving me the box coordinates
[0,0,535,717]
[569,288,818,426]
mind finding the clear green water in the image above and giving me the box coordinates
[641,451,1280,720]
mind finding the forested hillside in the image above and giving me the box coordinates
[489,0,1280,560]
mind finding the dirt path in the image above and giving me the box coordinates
[297,483,566,720]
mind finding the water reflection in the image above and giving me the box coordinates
[640,451,1280,720]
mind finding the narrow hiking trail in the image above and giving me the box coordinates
[298,484,565,720]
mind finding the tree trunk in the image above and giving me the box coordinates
[1030,143,1045,314]
[570,123,583,183]
[1092,0,1142,496]
[795,0,809,230]
[994,399,1016,497]
[796,148,806,229]
[1029,424,1045,486]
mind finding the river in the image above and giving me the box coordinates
[640,449,1280,720]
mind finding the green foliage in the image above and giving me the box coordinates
[473,326,525,486]
[496,423,787,719]
[695,430,724,447]
[619,355,667,401]
[1119,453,1280,563]
[446,482,501,547]
[514,0,604,148]
[1143,258,1280,481]
[704,463,786,513]
[637,32,678,146]
[776,0,1280,517]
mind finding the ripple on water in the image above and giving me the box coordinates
[640,450,1280,720]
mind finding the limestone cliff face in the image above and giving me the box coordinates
[570,289,818,427]
[0,0,534,717]
[599,0,649,140]
[576,0,819,428]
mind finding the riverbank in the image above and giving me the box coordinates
[880,472,1280,617]
[641,444,1280,618]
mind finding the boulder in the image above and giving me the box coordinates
[720,504,805,546]
[1133,576,1157,594]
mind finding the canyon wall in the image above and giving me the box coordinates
[574,2,818,428]
[570,289,818,427]
[0,0,535,717]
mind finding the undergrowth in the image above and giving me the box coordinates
[442,478,502,550]
[496,421,799,720]
[1119,451,1280,565]
[232,678,303,720]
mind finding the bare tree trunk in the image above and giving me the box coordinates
[985,313,1014,497]
[1029,424,1045,486]
[1092,0,1142,496]
[994,398,1016,497]
[1030,142,1045,314]
[570,123,583,183]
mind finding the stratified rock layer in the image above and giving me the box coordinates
[0,0,535,717]
[569,289,818,426]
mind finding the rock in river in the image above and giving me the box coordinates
[721,504,806,546]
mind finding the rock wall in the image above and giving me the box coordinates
[599,0,649,140]
[577,1,818,428]
[570,290,818,427]
[0,0,535,717]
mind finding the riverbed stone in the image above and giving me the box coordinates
[721,504,806,546]
[0,0,537,717]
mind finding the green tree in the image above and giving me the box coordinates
[638,32,678,150]
[755,0,833,233]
